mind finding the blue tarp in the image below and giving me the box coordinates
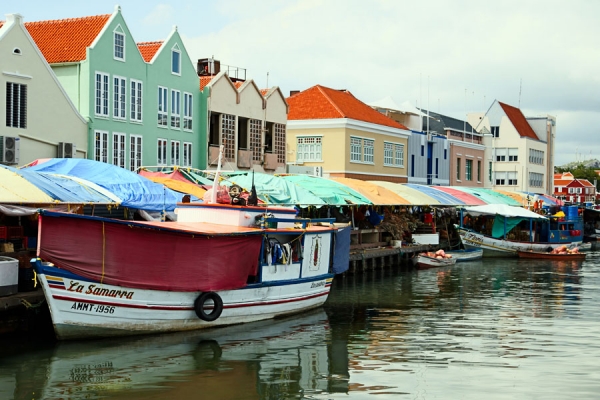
[25,159,183,211]
[332,226,351,274]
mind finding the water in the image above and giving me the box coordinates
[2,253,600,399]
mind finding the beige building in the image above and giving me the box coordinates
[0,14,87,166]
[470,100,555,194]
[286,85,410,183]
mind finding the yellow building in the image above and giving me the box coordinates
[286,85,410,183]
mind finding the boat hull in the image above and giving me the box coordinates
[517,251,586,260]
[417,255,457,269]
[445,248,483,262]
[457,228,583,258]
[35,262,333,340]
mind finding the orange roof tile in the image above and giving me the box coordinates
[137,41,163,62]
[260,89,269,96]
[25,14,111,63]
[498,101,539,140]
[200,75,213,90]
[287,85,408,130]
[233,81,243,89]
[554,179,574,186]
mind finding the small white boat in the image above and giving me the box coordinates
[445,248,483,262]
[416,254,457,269]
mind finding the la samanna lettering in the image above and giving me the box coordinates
[67,281,134,299]
[310,280,325,288]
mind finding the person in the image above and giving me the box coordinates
[229,184,247,206]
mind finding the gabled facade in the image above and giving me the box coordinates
[199,59,288,172]
[472,100,553,194]
[0,14,87,165]
[421,110,484,187]
[553,172,596,204]
[25,6,201,170]
[287,85,410,183]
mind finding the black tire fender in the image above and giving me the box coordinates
[194,292,223,321]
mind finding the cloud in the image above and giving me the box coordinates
[142,4,174,27]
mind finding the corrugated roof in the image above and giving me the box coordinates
[287,85,408,130]
[137,41,162,62]
[498,101,539,140]
[25,14,111,63]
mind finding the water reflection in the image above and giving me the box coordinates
[0,309,349,400]
[2,254,600,399]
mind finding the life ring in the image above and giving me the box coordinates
[194,292,223,321]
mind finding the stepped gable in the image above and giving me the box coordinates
[137,41,163,62]
[498,101,539,140]
[288,85,408,130]
[25,14,111,63]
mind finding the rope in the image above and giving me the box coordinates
[20,298,46,309]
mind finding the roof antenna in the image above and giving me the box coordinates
[518,78,522,108]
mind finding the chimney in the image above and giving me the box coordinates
[289,90,300,97]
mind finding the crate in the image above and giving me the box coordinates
[0,256,18,296]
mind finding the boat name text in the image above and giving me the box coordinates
[310,280,326,288]
[68,281,134,299]
[71,302,116,314]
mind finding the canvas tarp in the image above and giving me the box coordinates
[279,175,372,205]
[330,178,410,205]
[0,165,56,204]
[369,181,441,205]
[462,204,547,219]
[26,159,183,211]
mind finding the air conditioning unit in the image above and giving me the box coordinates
[57,142,76,158]
[0,136,20,165]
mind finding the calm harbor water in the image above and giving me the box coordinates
[2,252,600,399]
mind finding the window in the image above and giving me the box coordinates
[297,136,322,162]
[157,138,167,165]
[221,114,236,160]
[364,139,374,163]
[113,26,125,61]
[94,130,108,163]
[411,155,415,177]
[113,76,126,119]
[183,142,192,167]
[491,126,499,137]
[466,159,473,181]
[171,140,180,166]
[250,119,263,162]
[529,149,544,165]
[158,86,168,126]
[477,160,481,182]
[130,134,142,171]
[530,172,543,188]
[350,137,374,163]
[130,79,143,122]
[435,158,439,178]
[5,82,27,128]
[170,89,180,128]
[384,142,404,167]
[495,172,505,186]
[456,158,461,180]
[113,132,126,168]
[508,148,518,162]
[350,137,361,162]
[495,148,506,162]
[95,72,109,117]
[171,44,181,75]
[489,161,492,182]
[274,123,286,164]
[421,145,424,157]
[183,92,193,130]
[507,171,517,185]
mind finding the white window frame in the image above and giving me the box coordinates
[130,79,143,122]
[383,142,404,167]
[350,137,362,162]
[170,89,181,129]
[171,140,181,166]
[183,142,192,167]
[94,130,109,163]
[157,138,168,166]
[495,148,506,162]
[508,148,518,162]
[130,134,142,171]
[113,25,125,61]
[112,132,126,168]
[394,143,404,167]
[530,172,543,188]
[507,171,518,186]
[158,86,168,127]
[95,72,109,117]
[113,76,126,120]
[171,44,181,75]
[296,136,322,162]
[364,139,374,164]
[250,119,263,162]
[183,92,193,131]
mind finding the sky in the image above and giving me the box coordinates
[4,0,600,167]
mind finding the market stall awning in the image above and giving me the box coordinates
[25,159,183,211]
[0,165,56,204]
[449,187,521,206]
[405,184,466,205]
[139,170,207,200]
[222,172,326,206]
[279,175,372,205]
[369,181,441,205]
[330,178,410,205]
[522,192,564,207]
[433,186,487,205]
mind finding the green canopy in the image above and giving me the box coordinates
[278,174,372,205]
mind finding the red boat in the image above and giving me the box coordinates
[517,250,586,261]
